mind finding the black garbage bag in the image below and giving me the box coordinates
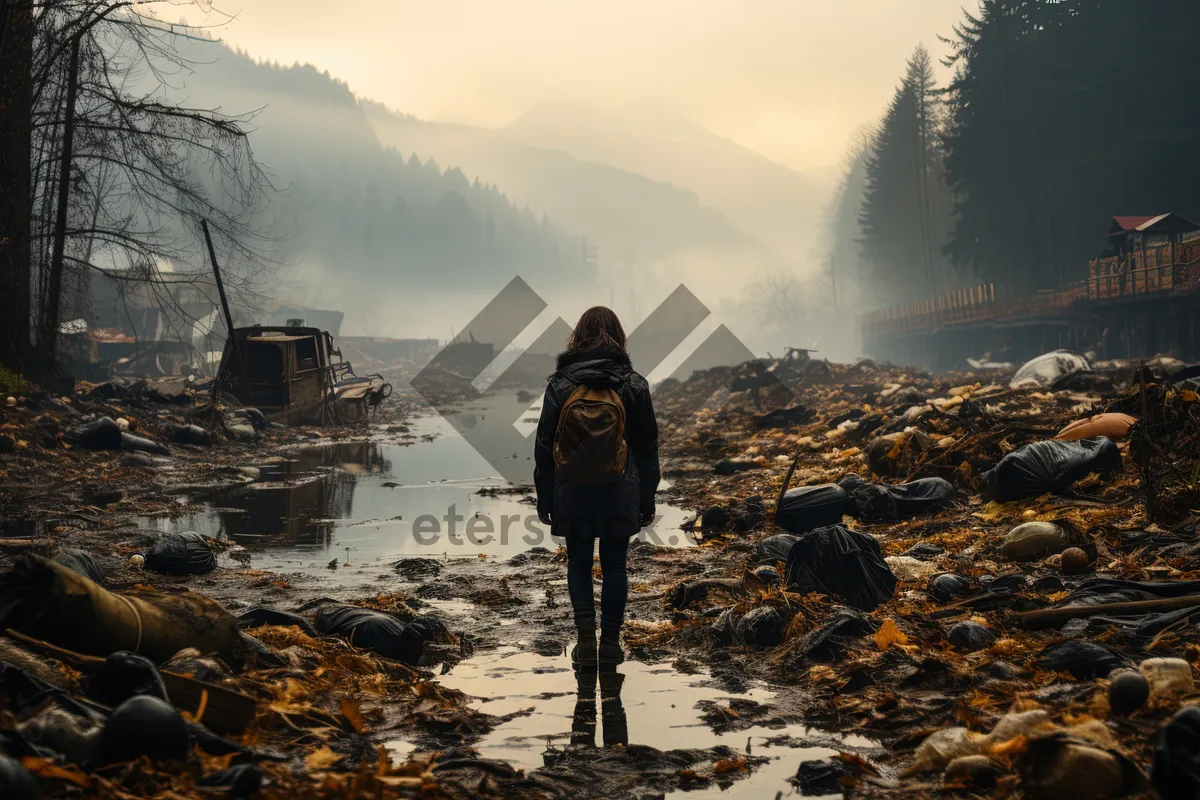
[1152,706,1200,800]
[714,458,758,475]
[847,484,898,522]
[785,524,897,611]
[948,621,996,652]
[711,608,740,645]
[848,478,955,523]
[775,485,850,534]
[904,542,945,560]
[314,604,438,664]
[100,695,190,765]
[199,764,264,798]
[981,437,1121,502]
[837,473,867,493]
[87,651,169,708]
[1035,640,1126,679]
[755,534,801,564]
[796,607,876,661]
[793,759,845,796]
[402,614,451,644]
[700,506,730,533]
[737,606,787,647]
[729,507,766,534]
[237,607,317,635]
[169,424,213,447]
[52,548,105,585]
[755,405,815,429]
[928,573,973,604]
[0,754,39,800]
[121,431,169,456]
[144,532,216,576]
[64,416,122,450]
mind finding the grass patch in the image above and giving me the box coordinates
[0,366,24,394]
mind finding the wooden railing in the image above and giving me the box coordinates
[864,242,1200,339]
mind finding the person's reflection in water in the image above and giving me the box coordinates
[599,665,628,747]
[570,665,628,749]
[570,667,598,747]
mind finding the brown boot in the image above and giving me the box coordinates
[598,630,624,665]
[571,624,597,666]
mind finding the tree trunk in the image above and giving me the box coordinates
[0,0,33,372]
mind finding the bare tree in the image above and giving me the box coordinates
[747,271,810,336]
[7,0,278,372]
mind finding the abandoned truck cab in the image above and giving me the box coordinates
[215,325,390,425]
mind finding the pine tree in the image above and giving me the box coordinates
[942,0,1200,291]
[859,45,956,303]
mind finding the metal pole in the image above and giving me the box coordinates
[201,219,250,393]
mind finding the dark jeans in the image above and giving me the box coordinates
[566,535,629,636]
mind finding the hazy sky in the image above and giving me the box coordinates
[187,0,971,173]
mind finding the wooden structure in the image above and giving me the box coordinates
[862,214,1200,369]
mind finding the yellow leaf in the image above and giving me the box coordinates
[305,746,341,771]
[1183,390,1199,402]
[874,619,909,651]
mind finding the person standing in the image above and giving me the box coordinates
[534,306,659,665]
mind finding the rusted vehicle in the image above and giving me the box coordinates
[215,325,390,424]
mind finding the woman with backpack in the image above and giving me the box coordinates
[534,306,660,665]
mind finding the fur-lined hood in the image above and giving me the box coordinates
[554,347,632,371]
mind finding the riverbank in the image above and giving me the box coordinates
[2,353,1196,799]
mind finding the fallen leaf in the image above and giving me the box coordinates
[341,697,366,733]
[305,746,341,771]
[714,756,747,773]
[21,757,90,787]
[874,619,909,651]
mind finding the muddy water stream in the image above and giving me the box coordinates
[139,398,868,796]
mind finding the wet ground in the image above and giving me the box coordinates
[121,397,851,796]
[435,647,874,799]
[135,400,694,580]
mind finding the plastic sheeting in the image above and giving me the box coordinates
[785,524,897,611]
[982,437,1121,502]
[52,548,105,585]
[1010,350,1090,389]
[847,477,955,523]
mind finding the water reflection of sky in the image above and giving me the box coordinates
[436,646,869,800]
[137,398,693,576]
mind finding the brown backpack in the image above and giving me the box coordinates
[553,383,628,483]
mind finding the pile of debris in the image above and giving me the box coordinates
[0,549,567,799]
[645,351,1200,798]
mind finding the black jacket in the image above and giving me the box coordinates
[534,348,660,539]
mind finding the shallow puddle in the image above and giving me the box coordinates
[437,646,869,798]
[136,398,695,578]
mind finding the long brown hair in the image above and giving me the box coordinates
[567,306,627,353]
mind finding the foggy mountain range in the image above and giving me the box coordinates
[160,36,829,331]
